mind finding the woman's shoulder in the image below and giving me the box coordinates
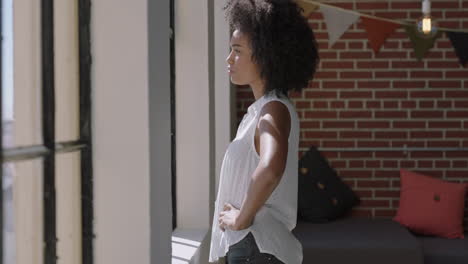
[262,92,297,116]
[258,93,299,130]
[263,91,293,107]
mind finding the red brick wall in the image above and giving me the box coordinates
[235,1,468,229]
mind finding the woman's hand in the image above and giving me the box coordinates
[218,203,251,232]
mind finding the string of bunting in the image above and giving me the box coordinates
[296,0,468,66]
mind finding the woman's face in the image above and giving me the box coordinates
[226,29,262,86]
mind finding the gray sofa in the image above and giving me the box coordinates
[292,217,468,264]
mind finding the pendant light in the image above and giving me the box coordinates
[416,0,438,38]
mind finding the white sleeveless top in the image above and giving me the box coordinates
[209,91,303,264]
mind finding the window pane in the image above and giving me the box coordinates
[1,0,14,148]
[3,162,15,264]
[3,158,44,264]
[9,0,43,147]
[56,151,82,264]
[55,0,79,143]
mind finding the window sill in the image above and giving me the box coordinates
[172,227,210,264]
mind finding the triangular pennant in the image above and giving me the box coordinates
[361,16,401,53]
[296,0,319,18]
[446,31,468,67]
[404,24,442,61]
[320,5,360,48]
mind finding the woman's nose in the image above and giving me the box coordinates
[226,51,234,64]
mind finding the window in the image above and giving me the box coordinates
[1,1,93,263]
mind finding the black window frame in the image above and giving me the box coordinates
[0,0,94,263]
[170,0,177,232]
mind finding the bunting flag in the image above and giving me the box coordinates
[404,24,442,61]
[296,0,468,65]
[320,4,360,48]
[296,0,319,18]
[361,17,401,53]
[446,31,468,67]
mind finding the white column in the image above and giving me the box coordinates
[92,0,151,263]
[175,0,213,229]
[214,0,232,205]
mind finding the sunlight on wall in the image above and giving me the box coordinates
[171,235,202,264]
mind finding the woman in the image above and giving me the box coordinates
[209,0,319,263]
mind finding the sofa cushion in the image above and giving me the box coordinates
[292,217,423,264]
[416,234,468,264]
[393,169,467,239]
[297,146,359,222]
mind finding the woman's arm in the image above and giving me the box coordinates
[234,100,291,229]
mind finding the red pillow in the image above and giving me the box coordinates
[393,169,467,239]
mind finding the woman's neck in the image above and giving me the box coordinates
[250,79,266,100]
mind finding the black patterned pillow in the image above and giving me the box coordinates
[297,146,360,222]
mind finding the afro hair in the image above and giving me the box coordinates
[224,0,320,97]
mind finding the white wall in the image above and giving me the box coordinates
[92,0,232,263]
[175,0,214,229]
[214,0,232,202]
[174,1,233,263]
[92,0,151,263]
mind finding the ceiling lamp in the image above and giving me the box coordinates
[416,0,438,38]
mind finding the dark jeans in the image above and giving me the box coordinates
[226,232,284,264]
